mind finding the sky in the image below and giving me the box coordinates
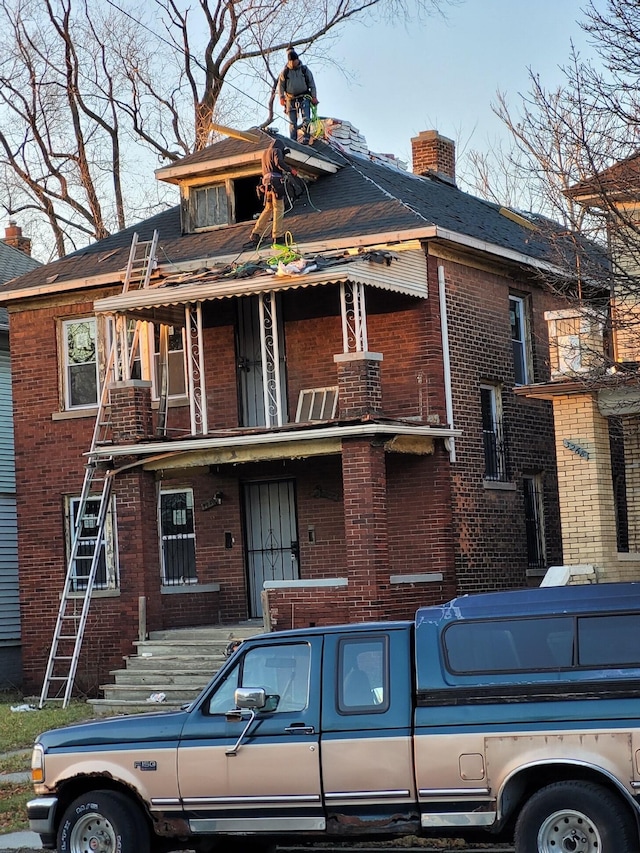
[274,0,594,172]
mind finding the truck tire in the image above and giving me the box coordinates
[57,789,150,853]
[514,779,637,853]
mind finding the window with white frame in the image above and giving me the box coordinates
[62,318,99,408]
[184,176,262,233]
[480,384,507,481]
[160,489,197,585]
[67,496,119,591]
[509,294,532,385]
[523,474,546,571]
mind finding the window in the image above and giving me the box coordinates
[578,614,640,666]
[206,642,311,715]
[153,325,187,399]
[510,294,532,385]
[67,496,119,591]
[480,385,507,481]
[62,318,98,408]
[159,489,196,585]
[443,617,574,674]
[192,184,229,228]
[523,474,546,570]
[338,636,388,713]
[185,176,262,232]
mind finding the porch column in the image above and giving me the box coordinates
[341,437,389,621]
[622,415,640,552]
[552,393,619,579]
[112,467,163,634]
[334,352,383,417]
[109,380,154,443]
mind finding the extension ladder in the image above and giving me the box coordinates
[39,231,159,708]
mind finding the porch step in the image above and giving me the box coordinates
[89,621,264,716]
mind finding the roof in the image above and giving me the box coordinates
[0,129,583,305]
[417,581,640,624]
[0,240,40,328]
[567,152,640,206]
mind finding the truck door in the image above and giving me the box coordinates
[320,629,419,835]
[177,636,324,834]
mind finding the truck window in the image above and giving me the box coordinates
[578,614,640,666]
[338,636,389,713]
[443,617,573,673]
[206,643,311,714]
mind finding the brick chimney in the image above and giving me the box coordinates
[411,130,456,185]
[3,219,32,256]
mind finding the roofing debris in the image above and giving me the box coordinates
[157,248,398,289]
[319,118,408,171]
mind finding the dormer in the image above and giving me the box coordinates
[155,127,340,235]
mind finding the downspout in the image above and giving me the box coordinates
[438,264,456,462]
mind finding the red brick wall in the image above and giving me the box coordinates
[436,256,562,592]
[266,585,349,631]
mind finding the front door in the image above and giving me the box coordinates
[177,636,324,834]
[244,479,300,616]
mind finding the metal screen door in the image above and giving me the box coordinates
[237,295,287,427]
[243,480,299,616]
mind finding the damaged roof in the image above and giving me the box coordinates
[0,128,582,302]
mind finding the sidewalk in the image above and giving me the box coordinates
[0,829,42,850]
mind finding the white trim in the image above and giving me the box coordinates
[0,226,566,305]
[88,422,462,461]
[263,578,348,589]
[161,582,220,595]
[389,573,443,584]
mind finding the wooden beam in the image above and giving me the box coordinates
[210,123,261,143]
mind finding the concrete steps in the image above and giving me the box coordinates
[89,622,264,715]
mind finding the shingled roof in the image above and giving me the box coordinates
[0,129,585,302]
[0,238,41,328]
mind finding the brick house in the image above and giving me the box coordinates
[0,222,40,686]
[0,125,565,695]
[519,154,640,584]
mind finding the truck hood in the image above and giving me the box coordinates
[36,709,189,750]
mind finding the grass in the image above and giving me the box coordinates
[0,692,95,835]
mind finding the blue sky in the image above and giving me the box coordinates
[282,0,593,168]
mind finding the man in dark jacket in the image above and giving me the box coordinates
[244,138,297,247]
[278,49,318,144]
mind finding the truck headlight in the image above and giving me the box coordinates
[31,744,45,784]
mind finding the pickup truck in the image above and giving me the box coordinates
[28,581,640,853]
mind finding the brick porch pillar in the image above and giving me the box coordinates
[622,415,640,552]
[341,436,389,621]
[334,352,383,417]
[552,393,619,578]
[109,379,153,443]
[112,466,163,634]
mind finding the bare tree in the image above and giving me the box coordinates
[461,1,640,385]
[0,0,448,258]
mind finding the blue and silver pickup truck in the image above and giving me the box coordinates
[28,582,640,853]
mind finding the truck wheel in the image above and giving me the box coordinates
[57,789,149,853]
[514,780,636,853]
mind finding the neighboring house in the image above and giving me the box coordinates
[0,124,566,695]
[0,222,40,688]
[519,155,640,584]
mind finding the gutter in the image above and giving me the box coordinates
[88,421,462,461]
[437,265,456,462]
[0,224,565,305]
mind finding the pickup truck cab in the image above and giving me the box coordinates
[28,582,640,853]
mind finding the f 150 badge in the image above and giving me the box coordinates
[134,760,157,771]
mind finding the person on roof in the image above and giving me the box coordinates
[244,138,297,248]
[278,49,318,145]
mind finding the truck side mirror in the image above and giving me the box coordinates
[235,687,267,709]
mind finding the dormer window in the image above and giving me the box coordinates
[192,184,228,228]
[183,175,262,233]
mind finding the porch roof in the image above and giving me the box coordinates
[88,421,461,469]
[93,250,428,317]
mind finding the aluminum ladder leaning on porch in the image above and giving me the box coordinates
[39,230,159,708]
